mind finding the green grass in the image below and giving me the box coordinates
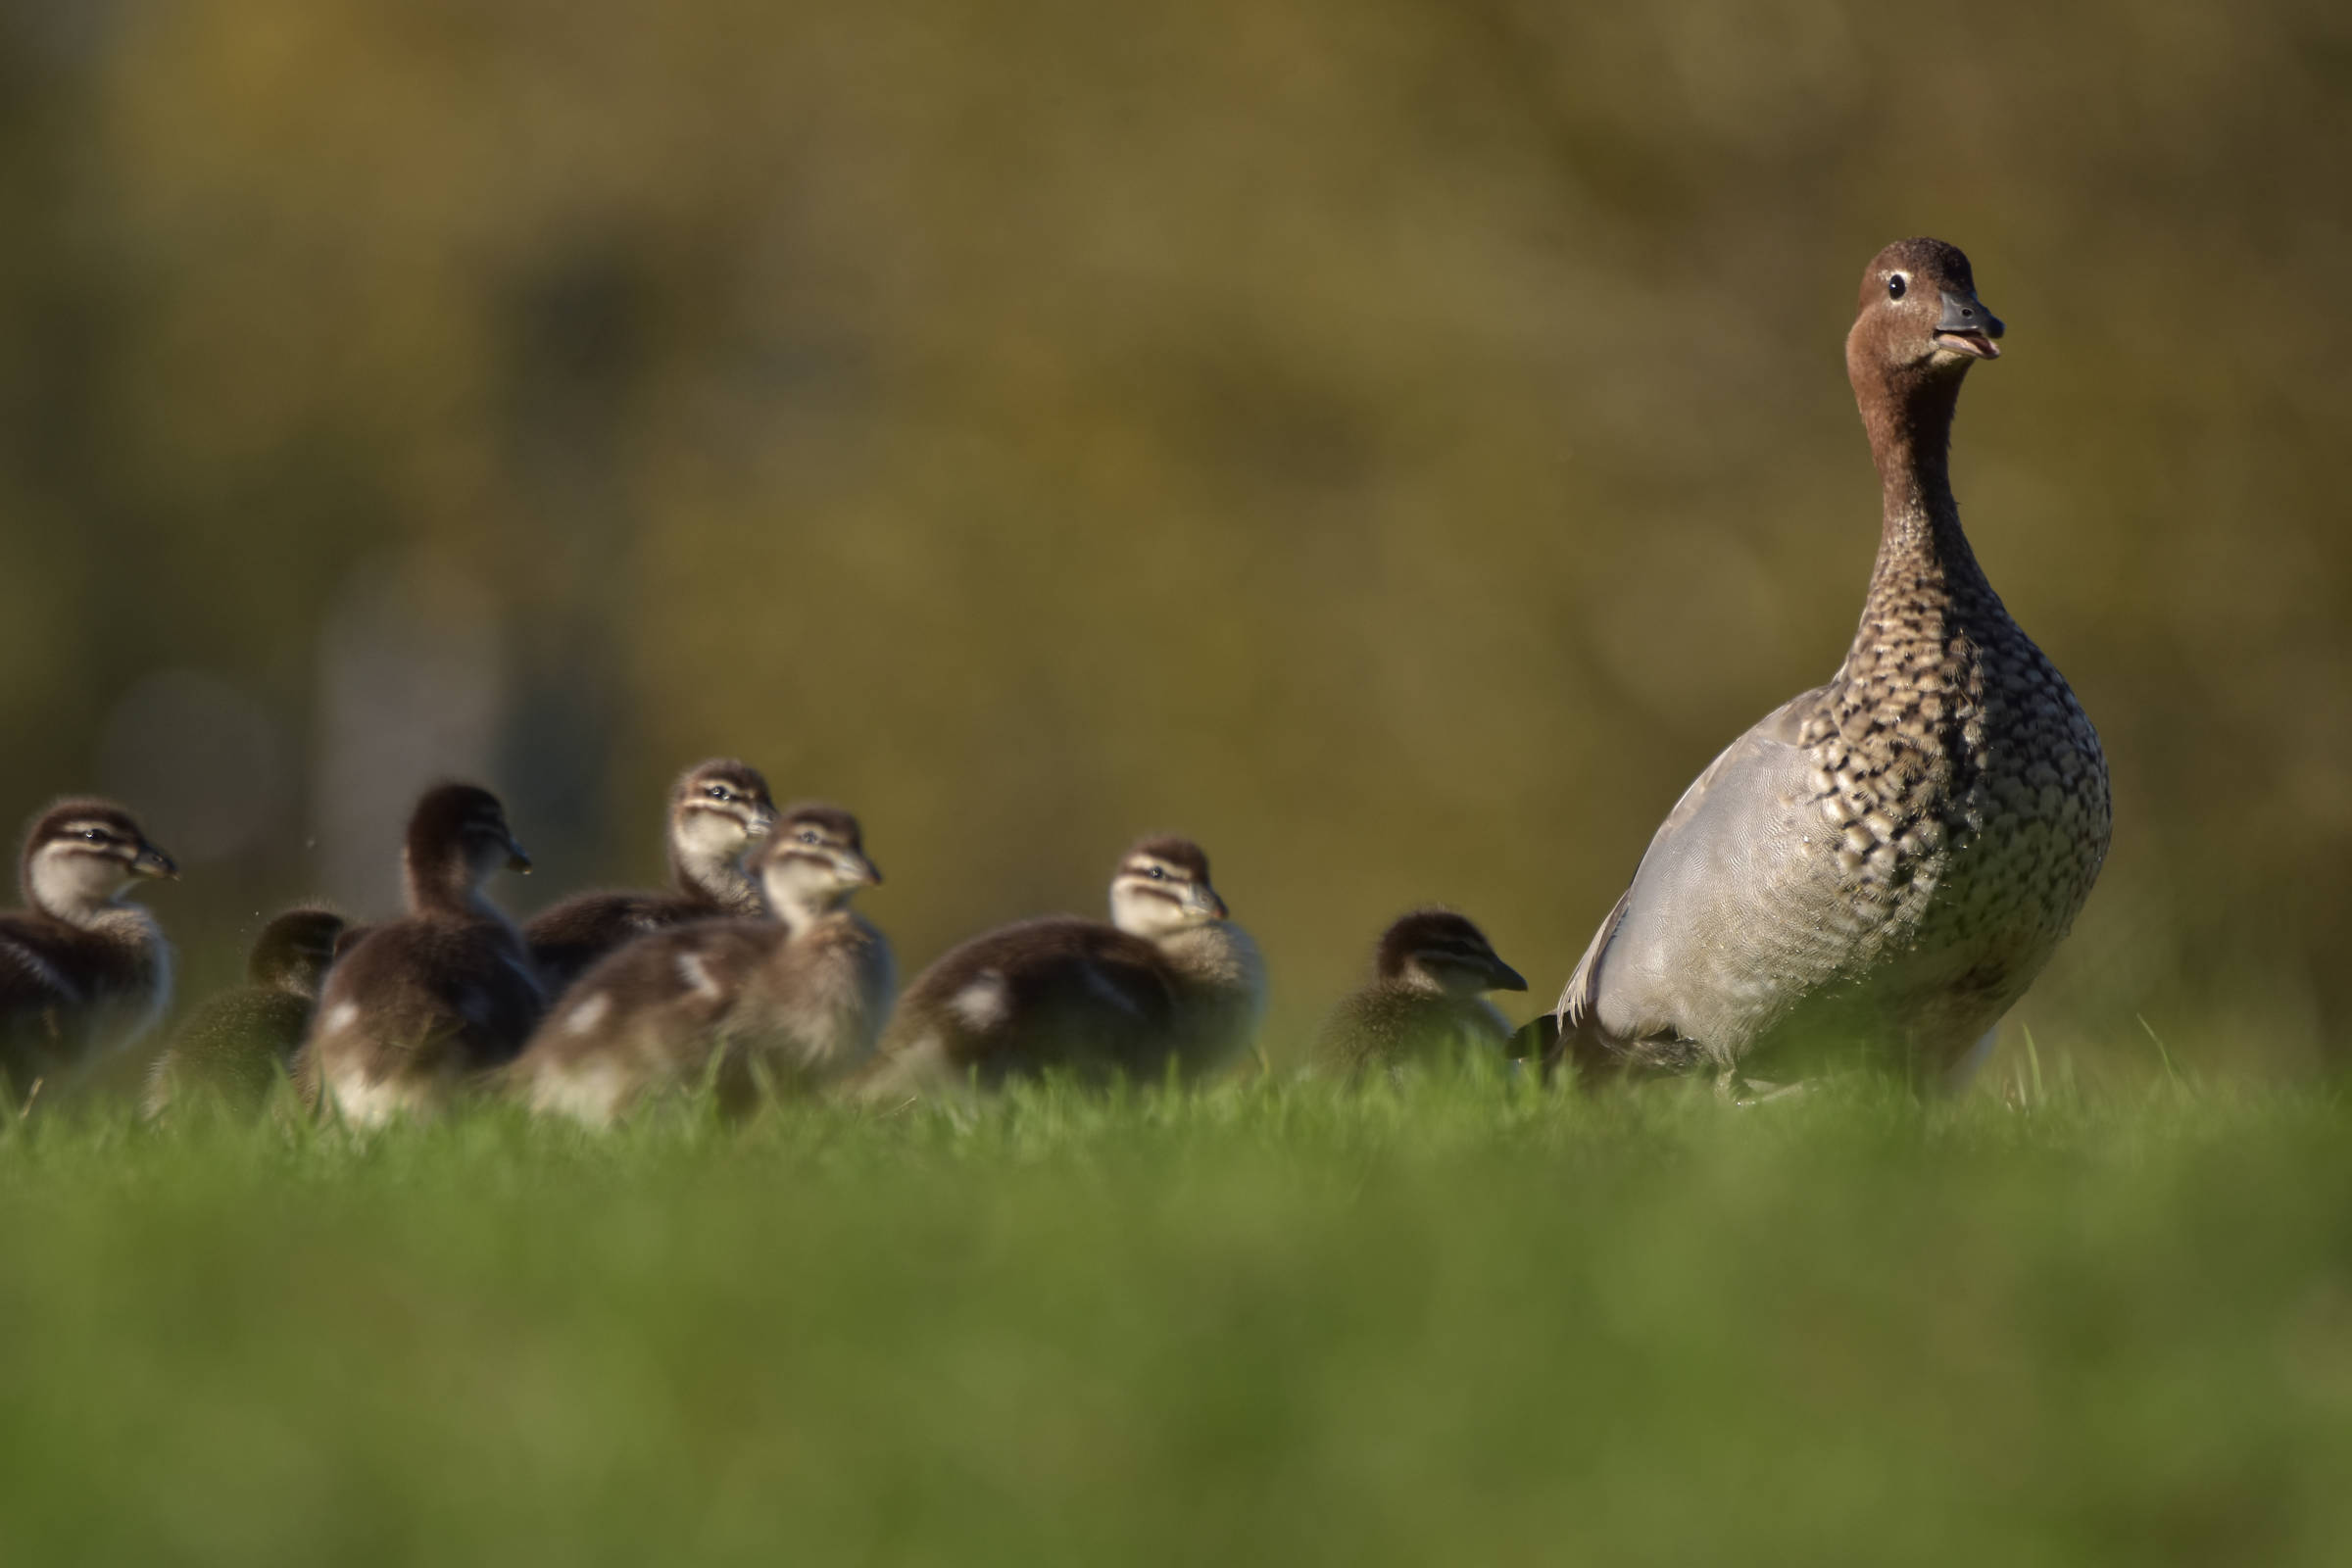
[3,1071,2349,1564]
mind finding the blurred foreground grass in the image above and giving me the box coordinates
[3,1070,2349,1564]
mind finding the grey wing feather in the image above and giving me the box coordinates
[1558,688,1833,1063]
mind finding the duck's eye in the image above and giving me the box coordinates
[1886,273,1907,301]
[799,829,821,845]
[1147,865,1167,880]
[705,785,730,801]
[78,829,106,843]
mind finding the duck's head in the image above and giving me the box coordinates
[247,906,348,997]
[1109,836,1228,939]
[1374,908,1526,998]
[668,757,778,896]
[20,798,177,922]
[404,782,529,904]
[1846,237,2004,383]
[755,803,881,922]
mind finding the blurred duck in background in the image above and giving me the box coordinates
[859,835,1262,1099]
[1547,239,2110,1098]
[524,758,778,996]
[143,906,345,1118]
[510,804,889,1125]
[0,799,177,1105]
[1314,909,1526,1082]
[297,783,541,1125]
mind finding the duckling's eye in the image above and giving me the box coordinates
[78,829,106,843]
[1147,865,1167,880]
[798,829,821,846]
[1886,273,1907,301]
[705,785,730,801]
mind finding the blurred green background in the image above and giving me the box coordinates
[2,0,2346,1070]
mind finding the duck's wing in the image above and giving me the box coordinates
[1555,687,1840,1070]
[0,919,74,1012]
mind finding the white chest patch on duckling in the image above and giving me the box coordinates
[526,1055,632,1127]
[328,1063,426,1129]
[675,951,722,1000]
[951,972,1011,1031]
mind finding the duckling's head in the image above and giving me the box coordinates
[1374,909,1526,998]
[246,906,348,997]
[21,799,177,922]
[404,782,530,906]
[1847,237,2004,385]
[755,803,881,924]
[667,758,778,896]
[1109,836,1227,939]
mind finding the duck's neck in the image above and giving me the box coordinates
[673,840,761,914]
[405,855,498,923]
[24,857,126,931]
[765,889,850,943]
[1155,921,1266,1005]
[1854,364,1996,637]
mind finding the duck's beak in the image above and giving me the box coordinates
[131,842,179,881]
[1487,956,1529,993]
[506,836,533,874]
[1934,290,2004,359]
[843,851,884,888]
[1187,882,1229,920]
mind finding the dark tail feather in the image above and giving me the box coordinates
[1507,1014,1557,1061]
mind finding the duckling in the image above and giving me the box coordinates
[0,799,178,1100]
[1314,910,1528,1080]
[142,906,345,1118]
[511,804,888,1125]
[298,783,541,1125]
[861,836,1263,1098]
[524,758,778,994]
[1547,239,2110,1094]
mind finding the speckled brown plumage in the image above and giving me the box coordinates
[1553,239,2111,1087]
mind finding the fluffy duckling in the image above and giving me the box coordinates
[860,836,1263,1098]
[524,758,778,994]
[511,804,888,1125]
[143,906,346,1118]
[298,783,541,1125]
[1313,910,1527,1081]
[0,799,178,1100]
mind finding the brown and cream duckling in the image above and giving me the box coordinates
[511,804,889,1125]
[1314,910,1527,1080]
[859,836,1263,1098]
[0,799,178,1101]
[298,783,541,1125]
[1547,239,2110,1095]
[143,906,346,1118]
[524,758,778,994]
